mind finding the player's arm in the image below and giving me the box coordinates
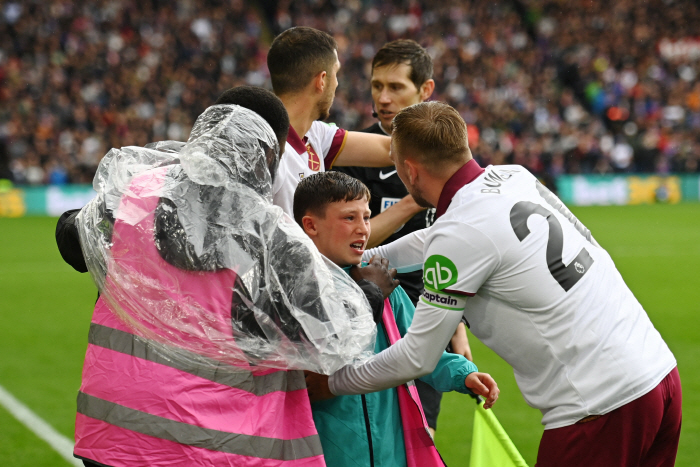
[390,287,478,393]
[332,131,392,167]
[367,194,425,248]
[329,222,498,394]
[323,298,498,406]
[367,229,475,367]
[362,228,427,273]
[331,298,467,391]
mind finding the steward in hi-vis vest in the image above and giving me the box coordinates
[74,104,377,467]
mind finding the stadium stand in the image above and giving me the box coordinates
[1,0,698,185]
[521,0,700,175]
[0,0,270,184]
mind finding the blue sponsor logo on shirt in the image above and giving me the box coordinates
[381,197,401,213]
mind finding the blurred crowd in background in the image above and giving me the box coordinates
[1,0,699,186]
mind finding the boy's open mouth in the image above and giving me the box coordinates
[350,242,364,251]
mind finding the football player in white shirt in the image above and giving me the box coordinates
[307,102,681,466]
[266,27,424,233]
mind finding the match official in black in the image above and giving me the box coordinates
[335,40,472,437]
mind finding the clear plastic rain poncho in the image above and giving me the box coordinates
[76,104,376,374]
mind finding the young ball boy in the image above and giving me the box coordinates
[293,171,498,467]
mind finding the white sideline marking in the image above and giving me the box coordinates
[0,383,83,466]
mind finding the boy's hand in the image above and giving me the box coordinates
[350,255,399,299]
[304,371,335,402]
[465,372,499,409]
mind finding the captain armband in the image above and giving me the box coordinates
[420,287,468,311]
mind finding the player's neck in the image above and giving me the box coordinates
[423,180,444,208]
[429,157,475,206]
[280,93,318,140]
[416,161,467,208]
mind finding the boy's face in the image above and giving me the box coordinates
[304,198,371,267]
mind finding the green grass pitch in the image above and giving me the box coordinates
[0,203,698,466]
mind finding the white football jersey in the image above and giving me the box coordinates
[332,162,676,429]
[426,164,675,428]
[272,121,347,216]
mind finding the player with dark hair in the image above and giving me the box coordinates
[294,170,497,467]
[310,101,681,467]
[267,27,340,103]
[266,27,421,247]
[335,39,471,436]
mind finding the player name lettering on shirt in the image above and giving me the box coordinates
[481,168,519,194]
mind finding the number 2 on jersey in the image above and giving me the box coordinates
[509,184,594,292]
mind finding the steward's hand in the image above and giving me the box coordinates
[465,372,499,409]
[350,255,399,299]
[304,371,335,402]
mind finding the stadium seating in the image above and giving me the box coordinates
[1,0,698,185]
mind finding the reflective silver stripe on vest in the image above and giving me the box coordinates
[88,323,306,395]
[77,392,323,460]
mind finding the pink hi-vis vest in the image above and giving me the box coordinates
[74,167,326,467]
[382,299,445,467]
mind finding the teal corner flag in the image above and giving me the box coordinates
[470,400,528,467]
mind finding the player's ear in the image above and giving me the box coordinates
[419,79,435,101]
[313,71,327,94]
[301,215,319,237]
[404,158,419,185]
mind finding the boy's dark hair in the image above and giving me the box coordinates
[267,27,338,96]
[372,39,433,89]
[215,86,290,149]
[293,171,371,226]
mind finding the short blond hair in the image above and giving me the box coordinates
[391,101,470,170]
